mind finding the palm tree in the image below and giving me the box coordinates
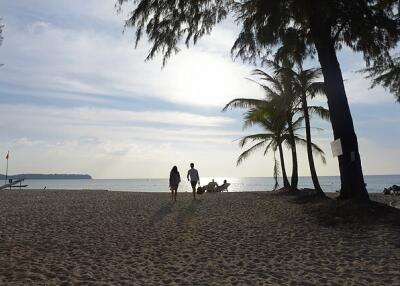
[251,68,301,189]
[235,104,326,190]
[223,73,300,189]
[118,0,400,200]
[269,62,330,195]
[238,104,291,189]
[293,68,329,196]
[224,67,329,192]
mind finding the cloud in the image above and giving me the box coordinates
[0,9,262,108]
[1,0,398,179]
[0,104,235,132]
[343,71,395,104]
[358,137,400,175]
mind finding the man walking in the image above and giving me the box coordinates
[187,163,200,199]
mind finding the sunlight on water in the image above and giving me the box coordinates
[20,175,400,193]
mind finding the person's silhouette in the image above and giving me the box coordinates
[169,166,180,202]
[187,163,200,199]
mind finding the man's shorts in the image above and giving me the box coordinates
[190,181,198,189]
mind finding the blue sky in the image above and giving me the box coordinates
[0,0,399,179]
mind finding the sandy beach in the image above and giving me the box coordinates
[0,189,399,285]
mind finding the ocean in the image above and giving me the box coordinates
[16,175,400,193]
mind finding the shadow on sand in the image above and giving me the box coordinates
[149,201,175,226]
[176,199,201,226]
[289,191,400,228]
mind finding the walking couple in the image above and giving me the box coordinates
[169,163,200,201]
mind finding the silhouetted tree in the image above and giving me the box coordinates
[236,105,290,190]
[270,61,330,196]
[223,69,327,191]
[294,68,329,196]
[233,103,325,190]
[251,68,300,190]
[117,0,400,200]
[362,55,400,103]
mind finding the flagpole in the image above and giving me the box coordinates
[5,151,9,184]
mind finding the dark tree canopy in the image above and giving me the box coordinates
[117,0,399,67]
[117,0,230,66]
[362,55,400,103]
[117,0,400,200]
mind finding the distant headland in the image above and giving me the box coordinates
[0,174,92,180]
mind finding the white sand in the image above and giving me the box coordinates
[0,190,399,285]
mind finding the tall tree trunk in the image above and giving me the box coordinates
[278,141,290,188]
[302,94,325,196]
[287,117,298,190]
[310,19,369,201]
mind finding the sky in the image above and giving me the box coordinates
[0,0,399,179]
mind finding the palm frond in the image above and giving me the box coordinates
[263,140,275,156]
[236,140,267,166]
[222,98,265,112]
[294,137,327,164]
[291,116,305,130]
[310,142,327,164]
[252,69,276,83]
[237,133,274,148]
[307,82,326,97]
[308,106,330,121]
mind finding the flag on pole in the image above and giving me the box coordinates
[6,151,9,160]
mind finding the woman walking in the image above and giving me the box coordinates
[169,166,181,202]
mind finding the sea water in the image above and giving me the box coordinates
[20,175,400,193]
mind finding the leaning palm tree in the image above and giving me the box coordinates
[293,68,329,195]
[238,104,291,189]
[249,68,301,189]
[224,67,329,192]
[223,71,301,189]
[236,104,326,190]
[268,61,330,195]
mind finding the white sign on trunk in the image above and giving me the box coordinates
[331,138,343,157]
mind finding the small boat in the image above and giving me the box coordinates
[0,178,27,190]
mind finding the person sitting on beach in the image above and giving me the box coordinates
[216,180,230,192]
[187,163,200,199]
[205,179,218,192]
[169,166,181,202]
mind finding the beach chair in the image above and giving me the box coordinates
[204,182,218,192]
[217,183,230,192]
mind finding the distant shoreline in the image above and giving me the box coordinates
[0,174,92,180]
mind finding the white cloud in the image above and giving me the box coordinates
[28,21,51,34]
[343,71,394,104]
[0,102,334,179]
[0,104,234,131]
[358,137,400,175]
[0,11,261,108]
[1,0,398,179]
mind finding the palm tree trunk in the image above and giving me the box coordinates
[310,18,369,201]
[278,142,290,188]
[302,94,325,196]
[287,117,298,190]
